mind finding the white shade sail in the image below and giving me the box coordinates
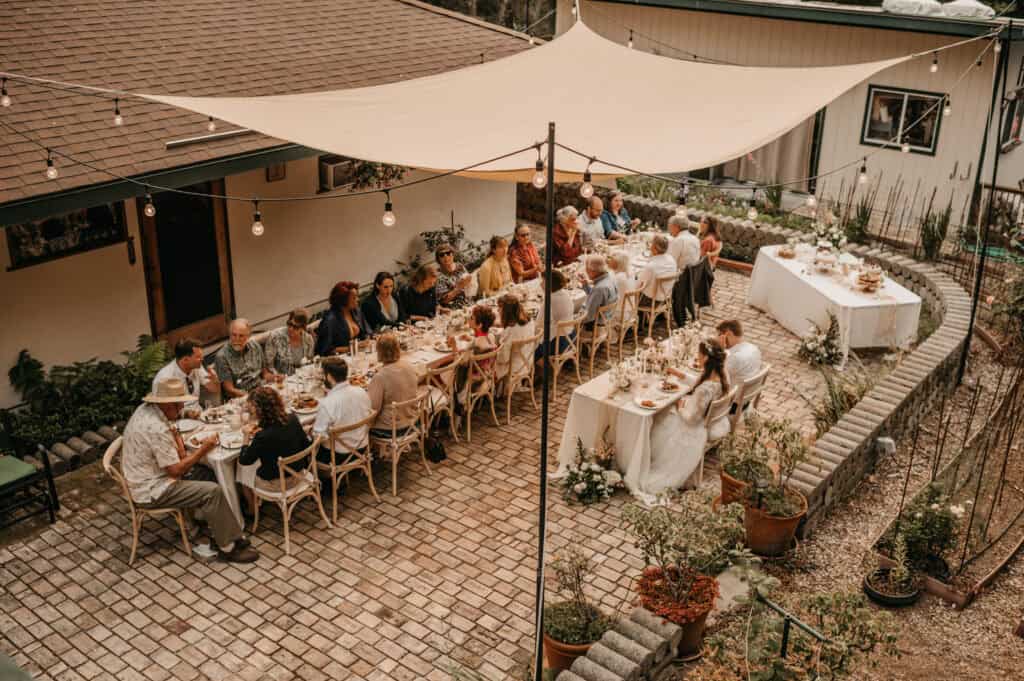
[139,20,910,179]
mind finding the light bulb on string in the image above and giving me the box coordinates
[528,36,535,45]
[531,146,547,189]
[746,188,758,221]
[944,97,952,117]
[995,40,1002,54]
[628,30,634,49]
[143,191,156,217]
[806,195,817,209]
[1,78,10,108]
[382,191,397,227]
[675,182,689,217]
[207,116,217,133]
[45,150,58,180]
[251,201,264,236]
[858,159,868,185]
[930,53,939,73]
[579,159,594,199]
[113,98,123,126]
[901,138,911,154]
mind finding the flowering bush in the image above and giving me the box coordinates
[561,436,623,504]
[797,312,843,366]
[887,483,966,577]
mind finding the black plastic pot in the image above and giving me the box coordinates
[862,568,921,607]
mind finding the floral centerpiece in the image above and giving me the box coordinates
[814,220,848,250]
[798,312,843,366]
[561,434,622,504]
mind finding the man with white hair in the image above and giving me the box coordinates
[577,254,618,329]
[667,216,701,270]
[215,318,266,398]
[637,234,677,307]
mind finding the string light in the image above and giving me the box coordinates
[944,96,952,117]
[113,98,123,126]
[857,158,868,185]
[930,53,939,74]
[207,116,217,133]
[1,78,10,108]
[143,191,156,217]
[901,137,911,154]
[806,195,817,208]
[382,190,396,227]
[251,200,264,236]
[531,146,547,189]
[579,159,594,199]
[628,30,634,50]
[529,36,535,46]
[995,40,1002,54]
[746,188,758,221]
[675,182,688,216]
[45,149,58,179]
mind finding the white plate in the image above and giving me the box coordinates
[176,419,202,433]
[292,406,318,416]
[658,382,682,394]
[633,396,661,410]
[218,432,243,450]
[433,342,454,353]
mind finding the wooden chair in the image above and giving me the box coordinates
[369,391,432,496]
[503,332,542,424]
[729,363,772,431]
[424,359,460,442]
[579,302,617,378]
[463,347,501,442]
[614,288,641,360]
[549,316,584,400]
[638,272,679,338]
[319,410,380,524]
[693,386,740,487]
[102,437,190,565]
[252,435,332,556]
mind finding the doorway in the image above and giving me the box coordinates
[137,180,234,346]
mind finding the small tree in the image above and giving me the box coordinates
[743,418,814,517]
[543,545,613,645]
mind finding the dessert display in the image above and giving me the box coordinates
[778,244,796,259]
[814,245,838,273]
[856,264,884,293]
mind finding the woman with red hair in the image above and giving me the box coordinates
[314,281,372,356]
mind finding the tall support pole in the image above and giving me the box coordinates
[958,27,1011,384]
[533,121,556,681]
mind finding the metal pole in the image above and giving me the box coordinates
[533,121,556,681]
[958,27,1011,384]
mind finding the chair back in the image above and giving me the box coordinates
[507,332,542,380]
[704,385,739,431]
[593,301,617,329]
[617,288,641,325]
[275,435,323,495]
[101,437,134,510]
[325,409,378,462]
[381,391,430,439]
[468,346,501,383]
[553,317,583,359]
[737,363,771,410]
[654,272,679,301]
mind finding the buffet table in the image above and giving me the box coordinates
[747,245,922,355]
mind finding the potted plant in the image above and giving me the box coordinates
[716,417,773,505]
[542,545,614,672]
[863,533,921,607]
[885,483,965,580]
[622,491,748,658]
[741,418,813,557]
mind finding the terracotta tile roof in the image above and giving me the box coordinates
[0,0,530,206]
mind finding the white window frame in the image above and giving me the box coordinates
[861,85,944,156]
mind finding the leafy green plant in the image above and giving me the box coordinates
[763,183,783,217]
[885,483,964,576]
[803,359,877,437]
[394,216,489,284]
[919,200,952,261]
[992,273,1024,345]
[543,545,613,645]
[347,159,406,191]
[741,418,814,518]
[717,416,774,485]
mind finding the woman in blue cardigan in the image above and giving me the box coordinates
[601,191,641,238]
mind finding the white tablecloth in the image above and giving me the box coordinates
[746,245,921,355]
[554,368,698,501]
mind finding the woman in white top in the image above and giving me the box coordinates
[608,251,638,331]
[535,270,575,360]
[635,339,731,504]
[495,294,537,380]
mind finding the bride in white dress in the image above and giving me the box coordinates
[639,339,731,503]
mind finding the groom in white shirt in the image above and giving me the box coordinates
[717,319,762,388]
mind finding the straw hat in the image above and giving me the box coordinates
[144,378,192,404]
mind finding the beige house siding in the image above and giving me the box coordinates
[562,0,998,223]
[0,159,514,408]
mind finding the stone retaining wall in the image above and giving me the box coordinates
[554,607,682,681]
[517,183,972,533]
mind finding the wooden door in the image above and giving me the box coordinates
[137,179,234,347]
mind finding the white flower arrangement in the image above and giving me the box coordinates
[797,311,843,366]
[814,221,848,250]
[562,435,623,505]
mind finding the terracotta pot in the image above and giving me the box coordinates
[862,568,921,608]
[677,607,711,657]
[542,633,592,673]
[744,489,807,557]
[636,567,718,659]
[720,470,748,506]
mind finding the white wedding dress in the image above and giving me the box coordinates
[636,381,730,504]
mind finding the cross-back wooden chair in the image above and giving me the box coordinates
[503,331,542,424]
[729,363,772,431]
[549,316,584,400]
[638,272,679,338]
[463,346,501,442]
[579,301,617,378]
[319,410,380,524]
[369,391,432,496]
[425,359,461,441]
[694,385,740,488]
[614,288,642,360]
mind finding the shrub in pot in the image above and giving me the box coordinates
[541,545,614,672]
[716,417,773,505]
[881,483,965,580]
[622,491,749,657]
[741,418,813,557]
[863,533,921,607]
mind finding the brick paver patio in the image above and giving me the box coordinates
[0,269,829,681]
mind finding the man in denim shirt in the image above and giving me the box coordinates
[578,255,618,331]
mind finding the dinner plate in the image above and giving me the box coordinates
[218,432,244,450]
[176,419,202,433]
[433,342,453,353]
[658,383,682,394]
[292,406,319,416]
[633,396,661,410]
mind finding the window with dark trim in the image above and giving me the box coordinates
[861,85,944,156]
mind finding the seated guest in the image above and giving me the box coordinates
[608,251,637,297]
[509,224,542,282]
[667,216,701,270]
[455,305,498,405]
[121,378,256,563]
[717,319,762,387]
[535,270,576,360]
[552,206,583,267]
[637,235,678,308]
[435,244,473,309]
[400,264,440,321]
[315,281,372,356]
[578,196,609,249]
[477,236,514,297]
[362,271,406,332]
[153,338,220,414]
[236,387,311,512]
[312,358,374,451]
[602,192,640,237]
[367,333,420,437]
[495,294,537,379]
[216,319,266,398]
[264,308,314,377]
[578,255,618,330]
[699,216,723,269]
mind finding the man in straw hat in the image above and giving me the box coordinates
[121,378,258,563]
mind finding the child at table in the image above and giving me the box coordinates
[454,305,497,409]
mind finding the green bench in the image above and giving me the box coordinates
[0,444,59,531]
